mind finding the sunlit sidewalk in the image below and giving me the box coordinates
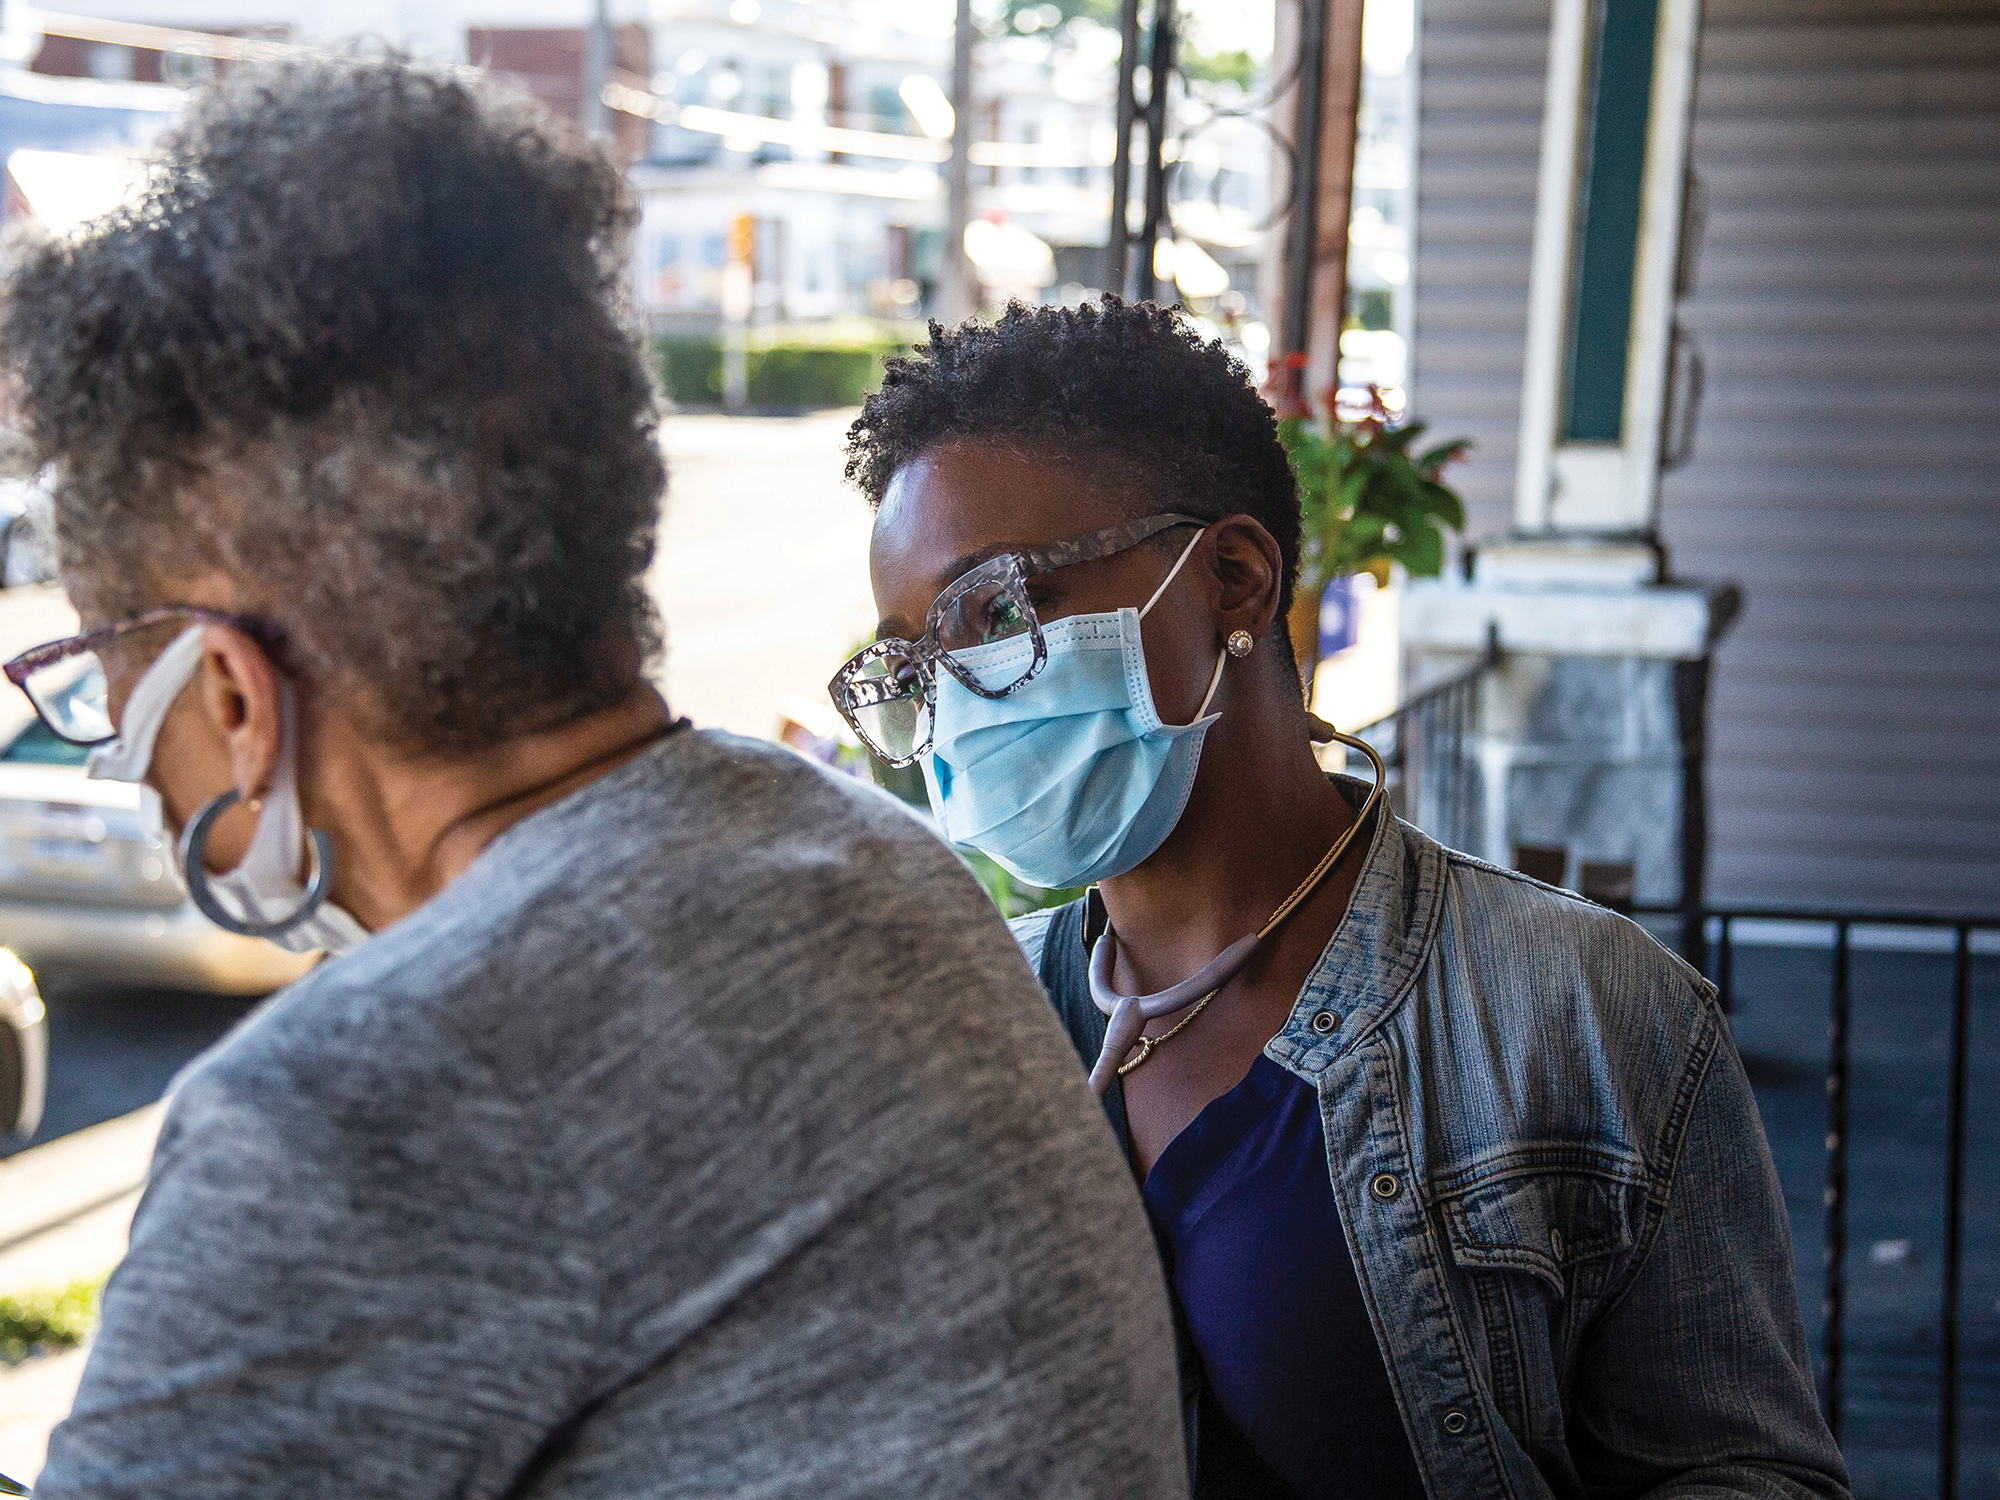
[650,410,876,741]
[0,1105,160,1483]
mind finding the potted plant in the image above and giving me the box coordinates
[1270,372,1471,686]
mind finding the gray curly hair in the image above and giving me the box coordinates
[1,57,665,753]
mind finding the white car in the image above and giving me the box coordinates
[0,586,312,995]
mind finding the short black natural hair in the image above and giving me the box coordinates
[2,57,664,753]
[844,297,1302,621]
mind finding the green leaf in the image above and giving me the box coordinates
[1285,402,1470,587]
[1419,479,1466,531]
[1389,522,1446,577]
[0,1279,103,1366]
[1341,511,1389,549]
[1378,421,1423,455]
[1377,461,1430,521]
[1417,437,1472,474]
[1337,466,1372,515]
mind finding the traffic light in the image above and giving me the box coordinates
[728,213,754,268]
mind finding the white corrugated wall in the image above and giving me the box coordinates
[1408,0,2000,914]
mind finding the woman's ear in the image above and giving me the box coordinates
[194,623,284,805]
[1207,515,1285,640]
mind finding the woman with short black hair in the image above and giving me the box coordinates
[835,297,1849,1500]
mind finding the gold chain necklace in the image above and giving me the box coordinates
[1111,746,1382,1080]
[1116,989,1219,1077]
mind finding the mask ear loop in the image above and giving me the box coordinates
[1138,527,1232,725]
[1138,527,1208,620]
[1192,648,1228,719]
[178,788,338,939]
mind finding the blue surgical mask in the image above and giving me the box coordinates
[919,530,1227,891]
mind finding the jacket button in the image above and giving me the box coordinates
[1311,1009,1341,1035]
[1443,1410,1468,1435]
[1370,1172,1401,1201]
[1549,1227,1565,1260]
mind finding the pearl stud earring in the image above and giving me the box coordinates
[1226,629,1254,658]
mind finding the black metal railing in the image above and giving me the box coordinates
[1342,628,1498,855]
[1638,905,1996,1499]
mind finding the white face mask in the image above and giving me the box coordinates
[87,625,370,956]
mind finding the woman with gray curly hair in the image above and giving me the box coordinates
[1,59,1183,1500]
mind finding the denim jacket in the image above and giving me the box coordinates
[1012,797,1850,1500]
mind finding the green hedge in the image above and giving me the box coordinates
[654,336,912,410]
[1,1278,101,1364]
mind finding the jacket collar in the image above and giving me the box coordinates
[1265,776,1450,1077]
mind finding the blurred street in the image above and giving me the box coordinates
[650,409,875,739]
[0,1106,160,1480]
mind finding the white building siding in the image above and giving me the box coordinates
[1409,0,2000,914]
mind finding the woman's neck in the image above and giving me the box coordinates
[1095,693,1355,996]
[308,685,675,932]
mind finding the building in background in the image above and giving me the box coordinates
[2,0,631,65]
[0,2,1407,365]
[0,0,179,190]
[628,0,951,333]
[473,21,655,162]
[6,0,1295,338]
[625,0,1285,340]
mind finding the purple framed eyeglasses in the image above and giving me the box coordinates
[3,606,280,747]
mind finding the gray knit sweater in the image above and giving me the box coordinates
[38,729,1185,1499]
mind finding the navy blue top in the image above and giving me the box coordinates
[1141,1055,1427,1500]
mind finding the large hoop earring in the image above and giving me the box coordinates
[177,788,336,939]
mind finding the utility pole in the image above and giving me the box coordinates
[1275,0,1367,404]
[938,0,977,323]
[1132,0,1176,301]
[582,0,611,141]
[722,213,754,409]
[1106,0,1141,296]
[1277,0,1329,406]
